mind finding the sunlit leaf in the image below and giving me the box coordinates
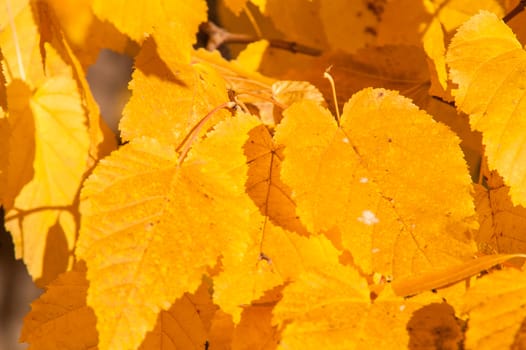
[120,41,230,145]
[92,0,206,65]
[275,88,477,278]
[273,265,442,349]
[77,114,260,350]
[447,11,526,207]
[4,45,90,285]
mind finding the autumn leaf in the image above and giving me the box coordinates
[244,124,308,235]
[3,49,90,285]
[0,1,115,286]
[462,267,526,350]
[272,262,370,349]
[21,264,220,350]
[91,0,206,67]
[8,1,526,349]
[392,253,526,296]
[273,262,445,349]
[447,11,526,207]
[139,280,218,350]
[44,0,131,68]
[378,0,504,96]
[20,262,98,349]
[120,41,231,145]
[474,170,526,254]
[192,48,323,125]
[274,88,477,278]
[234,39,269,72]
[77,114,260,350]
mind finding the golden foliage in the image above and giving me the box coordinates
[2,1,526,349]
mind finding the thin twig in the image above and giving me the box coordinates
[199,21,322,56]
[176,101,236,166]
[503,0,526,22]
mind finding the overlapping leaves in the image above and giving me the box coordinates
[6,1,526,350]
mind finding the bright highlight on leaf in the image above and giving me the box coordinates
[447,11,526,207]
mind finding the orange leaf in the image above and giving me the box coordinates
[20,263,98,349]
[244,124,308,235]
[139,280,218,350]
[474,171,526,254]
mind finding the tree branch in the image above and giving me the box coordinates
[503,0,526,22]
[199,21,322,56]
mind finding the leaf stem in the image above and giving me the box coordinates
[323,66,341,125]
[503,0,526,22]
[176,102,236,166]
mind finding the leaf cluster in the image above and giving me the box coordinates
[2,0,526,349]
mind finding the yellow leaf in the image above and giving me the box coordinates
[92,0,206,64]
[272,263,369,349]
[0,1,45,85]
[271,80,325,108]
[213,227,343,322]
[378,0,504,95]
[212,122,351,322]
[462,267,526,350]
[273,266,438,349]
[3,44,91,285]
[77,114,260,350]
[120,41,230,145]
[234,39,269,72]
[274,88,477,278]
[45,0,131,67]
[192,49,278,123]
[446,11,526,207]
[20,262,98,349]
